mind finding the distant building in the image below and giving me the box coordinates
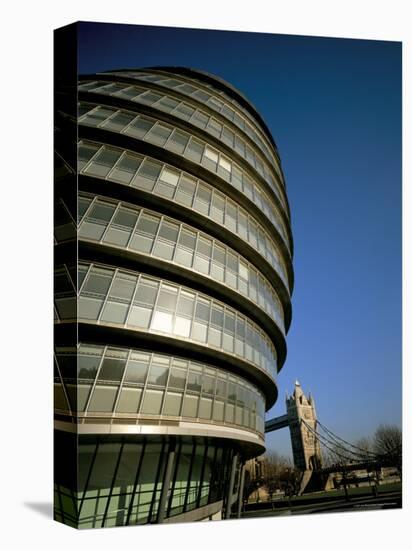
[54,28,294,528]
[286,381,322,471]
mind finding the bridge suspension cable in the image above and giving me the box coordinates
[301,419,377,465]
[316,421,378,459]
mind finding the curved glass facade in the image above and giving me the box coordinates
[55,344,266,436]
[74,194,285,330]
[54,65,293,527]
[79,78,286,206]
[76,139,290,290]
[78,102,291,248]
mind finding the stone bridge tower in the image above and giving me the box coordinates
[286,381,322,471]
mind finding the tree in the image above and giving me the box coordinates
[373,424,402,473]
[261,451,292,499]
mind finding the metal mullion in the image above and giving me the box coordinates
[119,112,140,135]
[77,439,100,519]
[196,442,209,509]
[98,201,122,244]
[125,439,147,526]
[98,107,121,129]
[139,350,153,413]
[59,197,77,227]
[166,439,182,517]
[148,211,163,256]
[207,445,219,505]
[77,263,93,296]
[148,440,167,523]
[105,149,127,180]
[83,346,108,413]
[62,264,77,296]
[158,354,174,418]
[182,440,197,513]
[95,268,117,323]
[54,354,73,416]
[170,224,182,263]
[123,270,142,326]
[102,439,125,527]
[112,349,133,414]
[77,195,97,228]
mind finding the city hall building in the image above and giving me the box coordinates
[54,38,294,527]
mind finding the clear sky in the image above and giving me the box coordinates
[77,22,402,458]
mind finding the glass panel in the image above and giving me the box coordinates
[141,389,164,415]
[88,386,118,412]
[116,388,142,413]
[123,355,150,385]
[163,392,183,416]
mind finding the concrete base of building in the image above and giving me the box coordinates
[163,500,223,523]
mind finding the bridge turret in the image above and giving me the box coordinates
[286,382,322,471]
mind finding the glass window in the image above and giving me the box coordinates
[111,207,139,230]
[190,110,209,129]
[82,268,113,296]
[100,301,129,324]
[130,213,160,253]
[184,138,204,163]
[147,365,169,386]
[174,316,191,338]
[141,389,163,415]
[88,386,118,412]
[80,106,116,127]
[124,116,154,139]
[123,357,149,385]
[176,290,195,317]
[218,155,231,174]
[110,153,143,184]
[193,183,211,215]
[198,397,212,420]
[78,141,99,170]
[206,118,222,138]
[175,175,196,207]
[195,298,210,323]
[145,123,172,146]
[163,392,183,416]
[182,394,199,418]
[151,310,173,333]
[156,285,178,311]
[173,103,195,121]
[101,111,135,131]
[116,388,142,413]
[137,90,163,105]
[97,355,127,382]
[134,277,159,306]
[157,96,180,113]
[210,192,225,224]
[165,129,190,154]
[157,220,179,243]
[159,167,179,187]
[169,367,187,389]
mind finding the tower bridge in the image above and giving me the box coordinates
[264,381,400,494]
[265,380,322,472]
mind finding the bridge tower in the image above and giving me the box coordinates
[286,381,322,471]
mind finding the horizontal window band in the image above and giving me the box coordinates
[77,86,289,212]
[79,66,279,171]
[77,175,294,326]
[76,91,292,229]
[54,419,265,457]
[75,124,294,272]
[54,322,278,409]
[73,239,288,367]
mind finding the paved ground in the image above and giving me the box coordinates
[241,489,402,518]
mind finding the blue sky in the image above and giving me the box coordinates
[78,22,402,458]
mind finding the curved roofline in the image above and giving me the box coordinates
[102,65,279,153]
